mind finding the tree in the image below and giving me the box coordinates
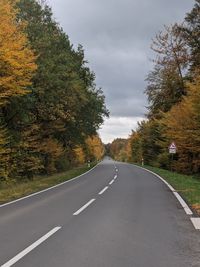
[0,123,11,180]
[129,131,142,163]
[181,0,200,71]
[162,74,200,173]
[85,135,105,161]
[8,0,108,176]
[135,120,164,166]
[0,0,37,106]
[146,64,186,117]
[0,0,36,179]
[146,24,189,118]
[109,138,128,161]
[74,146,86,165]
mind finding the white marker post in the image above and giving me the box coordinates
[87,160,90,168]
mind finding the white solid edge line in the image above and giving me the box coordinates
[132,164,193,216]
[0,163,100,209]
[98,186,109,195]
[109,179,115,185]
[1,227,61,267]
[73,199,96,216]
[173,192,193,215]
[190,218,200,230]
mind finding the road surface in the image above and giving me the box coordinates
[0,158,200,266]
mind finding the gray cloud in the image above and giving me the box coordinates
[48,0,194,142]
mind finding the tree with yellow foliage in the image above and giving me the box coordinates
[73,135,104,166]
[74,147,86,165]
[163,74,200,173]
[0,0,36,179]
[86,135,105,161]
[0,0,37,105]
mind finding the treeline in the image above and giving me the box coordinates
[106,139,130,162]
[0,0,108,181]
[108,0,200,174]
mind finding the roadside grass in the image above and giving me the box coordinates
[140,165,200,215]
[0,163,96,205]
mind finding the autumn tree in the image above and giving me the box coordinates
[0,0,36,179]
[146,24,189,118]
[7,0,108,176]
[0,0,107,180]
[74,146,86,165]
[85,135,105,161]
[74,135,105,165]
[108,138,128,161]
[129,131,142,163]
[0,0,37,106]
[122,2,200,174]
[162,75,200,174]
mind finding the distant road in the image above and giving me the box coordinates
[0,158,199,267]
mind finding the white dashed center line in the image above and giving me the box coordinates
[109,179,115,185]
[98,186,109,195]
[1,227,61,267]
[73,199,96,216]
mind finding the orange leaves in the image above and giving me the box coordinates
[0,0,37,178]
[74,147,86,165]
[164,75,200,146]
[109,138,129,161]
[162,75,200,172]
[74,135,104,166]
[0,0,37,106]
[85,135,104,161]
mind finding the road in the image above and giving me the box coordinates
[0,158,200,267]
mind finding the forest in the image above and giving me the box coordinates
[108,0,200,175]
[0,0,108,181]
[1,0,200,185]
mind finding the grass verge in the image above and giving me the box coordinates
[0,163,96,205]
[140,165,200,215]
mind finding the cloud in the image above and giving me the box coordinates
[98,116,144,143]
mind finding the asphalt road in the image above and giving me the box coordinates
[0,158,200,267]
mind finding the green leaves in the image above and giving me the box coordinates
[0,0,108,179]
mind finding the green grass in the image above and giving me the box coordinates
[0,163,96,205]
[139,165,200,215]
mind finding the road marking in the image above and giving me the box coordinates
[173,192,193,215]
[109,179,115,185]
[0,164,100,209]
[1,227,61,267]
[115,169,118,172]
[132,164,193,216]
[191,218,200,230]
[114,175,117,180]
[73,199,96,216]
[98,186,109,195]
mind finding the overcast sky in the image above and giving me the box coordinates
[48,0,194,143]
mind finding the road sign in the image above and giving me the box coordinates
[169,142,177,154]
[169,148,176,154]
[169,142,176,149]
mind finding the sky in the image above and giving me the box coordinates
[48,0,194,143]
